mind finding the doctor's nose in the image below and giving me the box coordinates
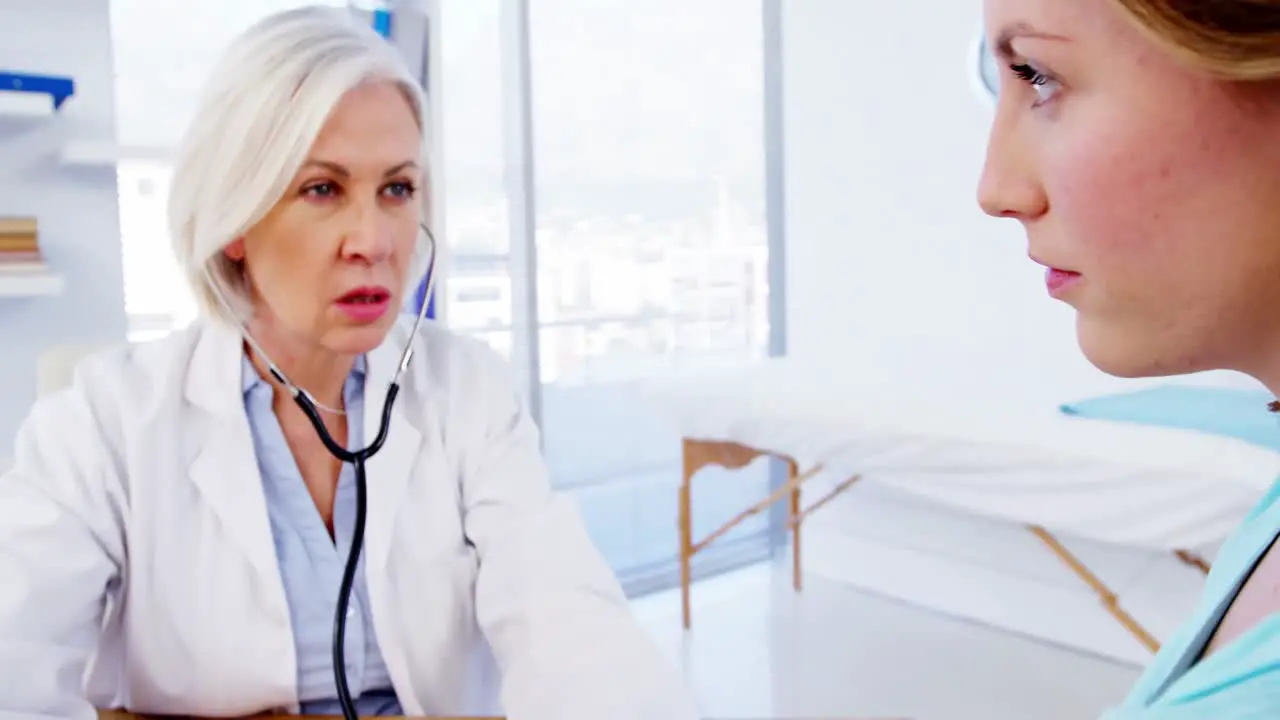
[340,202,395,263]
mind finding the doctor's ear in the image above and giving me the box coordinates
[223,238,246,262]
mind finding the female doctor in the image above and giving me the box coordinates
[0,7,698,720]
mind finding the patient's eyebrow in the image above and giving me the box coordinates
[993,21,1070,60]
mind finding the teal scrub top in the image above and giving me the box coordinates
[1100,478,1280,718]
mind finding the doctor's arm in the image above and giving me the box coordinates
[460,350,700,720]
[0,388,123,719]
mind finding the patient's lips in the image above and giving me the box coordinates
[1044,267,1081,296]
[1029,254,1081,298]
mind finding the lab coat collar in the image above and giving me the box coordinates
[182,319,423,582]
[183,321,282,585]
[185,319,245,418]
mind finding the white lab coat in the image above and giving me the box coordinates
[0,317,700,720]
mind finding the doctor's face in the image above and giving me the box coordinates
[977,0,1280,382]
[225,80,423,356]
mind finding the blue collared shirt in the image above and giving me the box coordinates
[242,354,401,715]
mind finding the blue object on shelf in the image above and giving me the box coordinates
[372,8,393,39]
[0,71,75,109]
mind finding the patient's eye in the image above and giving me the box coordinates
[1009,63,1060,106]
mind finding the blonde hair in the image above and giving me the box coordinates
[1108,0,1280,80]
[168,5,430,327]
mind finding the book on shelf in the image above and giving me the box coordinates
[0,239,39,254]
[0,217,38,237]
[0,216,47,273]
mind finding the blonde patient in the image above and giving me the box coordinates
[0,7,698,719]
[982,0,1280,715]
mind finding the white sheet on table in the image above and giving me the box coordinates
[646,358,1280,550]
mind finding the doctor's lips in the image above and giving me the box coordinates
[335,285,392,323]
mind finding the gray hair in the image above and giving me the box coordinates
[168,5,430,327]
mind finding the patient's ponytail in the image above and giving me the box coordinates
[1108,0,1280,80]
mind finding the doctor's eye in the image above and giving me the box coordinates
[381,181,418,200]
[302,181,341,199]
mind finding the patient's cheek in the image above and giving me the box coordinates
[1047,124,1199,285]
[1046,101,1278,375]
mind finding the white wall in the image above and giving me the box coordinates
[782,0,1112,392]
[0,0,126,449]
[778,0,1236,664]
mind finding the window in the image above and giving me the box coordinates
[516,0,779,586]
[437,1,777,587]
[435,0,514,361]
[528,0,770,386]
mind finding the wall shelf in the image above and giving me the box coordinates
[0,71,74,117]
[0,271,64,298]
[60,141,173,166]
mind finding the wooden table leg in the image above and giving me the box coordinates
[680,447,695,629]
[1028,525,1160,653]
[680,438,849,628]
[681,438,770,629]
[788,457,802,592]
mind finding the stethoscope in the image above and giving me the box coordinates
[206,222,436,720]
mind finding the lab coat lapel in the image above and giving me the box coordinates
[362,322,423,573]
[184,322,282,582]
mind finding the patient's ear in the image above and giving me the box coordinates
[223,237,246,262]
